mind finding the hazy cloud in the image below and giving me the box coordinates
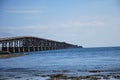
[4,9,46,14]
[0,16,120,46]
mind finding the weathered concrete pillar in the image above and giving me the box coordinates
[8,41,11,52]
[0,42,2,51]
[6,42,9,52]
[33,46,35,51]
[41,47,43,51]
[2,42,7,51]
[12,41,15,53]
[28,47,30,52]
[22,47,25,52]
[17,40,20,52]
[37,47,39,51]
[39,47,41,51]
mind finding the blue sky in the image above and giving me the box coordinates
[0,0,120,47]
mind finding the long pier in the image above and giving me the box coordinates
[0,36,80,53]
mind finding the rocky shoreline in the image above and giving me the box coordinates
[0,72,120,80]
[47,74,120,80]
[0,68,120,80]
[0,52,27,59]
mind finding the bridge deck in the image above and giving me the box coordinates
[0,36,62,43]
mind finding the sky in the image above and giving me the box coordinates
[0,0,120,47]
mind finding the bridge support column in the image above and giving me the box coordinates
[40,47,43,51]
[2,42,7,52]
[7,42,9,52]
[37,47,39,51]
[22,47,25,52]
[28,47,30,52]
[17,40,20,52]
[33,46,35,51]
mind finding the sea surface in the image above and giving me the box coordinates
[0,47,120,80]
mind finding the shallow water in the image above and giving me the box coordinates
[0,47,120,79]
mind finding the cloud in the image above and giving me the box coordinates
[0,16,120,46]
[4,9,45,14]
[1,16,119,35]
[65,20,105,27]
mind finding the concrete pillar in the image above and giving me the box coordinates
[44,47,46,50]
[8,41,11,53]
[37,46,39,51]
[33,46,35,51]
[27,47,30,52]
[2,42,7,51]
[12,41,15,53]
[9,41,12,47]
[22,47,25,52]
[0,42,2,51]
[7,42,9,52]
[21,39,25,52]
[41,47,43,51]
[18,40,20,52]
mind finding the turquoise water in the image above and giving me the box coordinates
[0,47,120,76]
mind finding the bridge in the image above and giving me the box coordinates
[0,36,80,53]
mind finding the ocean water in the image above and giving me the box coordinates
[0,47,120,79]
